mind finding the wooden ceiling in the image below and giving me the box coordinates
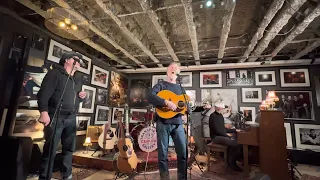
[7,0,320,73]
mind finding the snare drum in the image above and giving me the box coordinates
[130,124,146,148]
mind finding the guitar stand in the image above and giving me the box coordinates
[114,172,137,180]
[91,146,101,157]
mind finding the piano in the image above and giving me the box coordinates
[237,110,289,180]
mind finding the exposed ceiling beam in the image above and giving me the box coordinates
[181,0,200,65]
[247,0,307,62]
[267,4,320,61]
[16,0,129,66]
[292,39,320,59]
[118,59,320,73]
[50,0,146,68]
[94,0,163,67]
[239,0,285,63]
[217,0,236,64]
[138,0,180,65]
[290,38,320,44]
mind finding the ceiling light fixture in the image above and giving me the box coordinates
[206,0,213,7]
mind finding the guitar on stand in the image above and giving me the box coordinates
[97,113,118,156]
[116,104,138,175]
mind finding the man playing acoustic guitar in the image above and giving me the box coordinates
[148,63,211,179]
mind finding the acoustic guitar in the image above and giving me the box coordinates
[156,90,191,119]
[116,104,138,174]
[97,112,118,150]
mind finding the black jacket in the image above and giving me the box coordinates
[209,111,236,139]
[37,65,83,115]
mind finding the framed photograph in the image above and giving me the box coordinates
[315,76,320,107]
[294,124,320,151]
[226,69,254,86]
[240,107,256,123]
[130,79,151,108]
[79,85,96,113]
[96,88,108,105]
[152,75,167,87]
[11,109,44,139]
[186,90,196,102]
[284,123,293,148]
[75,72,90,85]
[130,109,147,123]
[201,89,238,114]
[255,71,276,86]
[47,39,72,63]
[200,71,222,88]
[31,33,45,51]
[242,88,262,103]
[76,116,91,135]
[0,109,8,136]
[94,105,111,125]
[91,65,109,88]
[77,53,91,75]
[177,72,192,87]
[108,71,128,107]
[280,69,310,87]
[112,108,124,124]
[271,91,314,121]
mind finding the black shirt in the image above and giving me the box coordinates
[209,111,236,139]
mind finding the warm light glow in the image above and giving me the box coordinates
[206,0,213,7]
[59,21,66,28]
[85,137,91,144]
[267,91,276,98]
[291,72,296,74]
[71,24,78,30]
[64,18,71,24]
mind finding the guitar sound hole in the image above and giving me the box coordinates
[123,145,128,152]
[177,101,185,108]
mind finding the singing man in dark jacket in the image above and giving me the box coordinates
[37,51,86,180]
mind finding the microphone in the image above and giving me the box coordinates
[172,70,180,77]
[73,57,85,66]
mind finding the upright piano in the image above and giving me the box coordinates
[237,110,289,180]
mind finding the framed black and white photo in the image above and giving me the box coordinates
[255,71,276,86]
[284,123,293,148]
[280,69,310,87]
[130,79,151,108]
[177,72,192,87]
[31,33,45,51]
[242,88,262,103]
[271,91,314,121]
[11,109,44,139]
[152,75,166,87]
[94,105,111,125]
[186,90,196,102]
[201,89,238,114]
[226,69,253,86]
[112,108,124,124]
[200,71,222,88]
[130,109,147,123]
[294,124,320,151]
[96,88,108,105]
[79,85,96,113]
[315,76,320,107]
[77,53,91,75]
[76,116,91,135]
[240,107,256,123]
[75,72,90,85]
[47,39,72,63]
[91,65,109,88]
[0,109,8,136]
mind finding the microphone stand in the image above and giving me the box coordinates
[46,61,77,180]
[176,74,190,180]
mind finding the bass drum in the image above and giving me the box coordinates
[130,124,146,150]
[137,126,157,152]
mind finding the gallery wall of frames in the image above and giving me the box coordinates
[129,66,320,152]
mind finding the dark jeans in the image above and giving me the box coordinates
[211,135,242,166]
[156,120,187,180]
[39,114,76,180]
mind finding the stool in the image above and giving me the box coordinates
[206,142,228,170]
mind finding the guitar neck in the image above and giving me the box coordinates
[124,105,130,137]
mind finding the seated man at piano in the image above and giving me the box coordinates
[209,101,243,172]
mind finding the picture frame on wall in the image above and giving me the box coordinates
[270,90,314,121]
[239,107,256,123]
[201,89,238,114]
[177,72,192,87]
[96,88,108,105]
[152,75,167,87]
[226,69,254,86]
[76,53,91,75]
[79,85,96,113]
[314,76,320,107]
[200,71,222,88]
[294,124,320,151]
[91,65,109,88]
[185,90,196,102]
[31,33,45,51]
[47,39,72,63]
[280,69,310,87]
[130,79,151,108]
[76,116,91,135]
[242,88,262,103]
[255,71,276,86]
[112,108,124,124]
[94,105,111,125]
[284,123,293,148]
[130,109,147,123]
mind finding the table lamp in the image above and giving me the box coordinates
[83,137,92,154]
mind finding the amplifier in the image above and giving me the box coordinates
[86,126,102,143]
